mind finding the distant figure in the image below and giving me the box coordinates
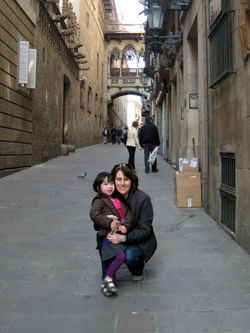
[123,126,129,134]
[103,127,109,144]
[116,127,122,145]
[139,117,160,173]
[111,126,117,144]
[126,121,141,171]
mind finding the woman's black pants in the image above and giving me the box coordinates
[127,146,136,170]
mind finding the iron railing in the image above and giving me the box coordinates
[219,153,236,232]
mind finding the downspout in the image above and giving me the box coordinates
[204,0,210,214]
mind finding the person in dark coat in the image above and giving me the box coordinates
[110,126,117,144]
[139,117,160,173]
[116,126,122,145]
[106,164,157,281]
[103,127,109,144]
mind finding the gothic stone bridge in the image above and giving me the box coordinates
[104,22,150,117]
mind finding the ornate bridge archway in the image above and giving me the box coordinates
[103,22,150,124]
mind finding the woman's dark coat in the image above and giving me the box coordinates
[125,189,157,262]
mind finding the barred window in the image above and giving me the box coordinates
[219,153,236,233]
[208,0,233,88]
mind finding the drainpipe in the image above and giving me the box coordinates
[204,0,210,214]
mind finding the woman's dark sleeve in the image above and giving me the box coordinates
[126,195,154,244]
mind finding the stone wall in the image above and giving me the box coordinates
[32,1,80,164]
[208,0,250,254]
[0,0,35,177]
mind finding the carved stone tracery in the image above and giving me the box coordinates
[38,1,79,77]
[110,47,121,62]
[122,44,137,63]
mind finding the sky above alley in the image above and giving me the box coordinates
[115,0,146,121]
[115,0,146,23]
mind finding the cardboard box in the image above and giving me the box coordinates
[179,158,199,173]
[174,171,201,208]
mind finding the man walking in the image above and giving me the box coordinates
[111,126,117,144]
[103,127,109,144]
[139,117,160,173]
[116,126,122,145]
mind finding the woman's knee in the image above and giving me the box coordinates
[125,245,144,266]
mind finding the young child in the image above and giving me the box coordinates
[90,172,132,296]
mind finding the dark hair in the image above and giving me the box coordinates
[111,164,138,193]
[132,121,138,127]
[93,172,114,192]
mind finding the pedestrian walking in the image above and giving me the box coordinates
[116,126,122,145]
[123,125,129,134]
[111,126,117,144]
[139,117,160,173]
[90,172,132,297]
[103,127,109,144]
[126,121,141,171]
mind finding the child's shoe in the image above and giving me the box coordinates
[101,283,114,297]
[103,279,118,293]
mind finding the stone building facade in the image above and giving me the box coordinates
[145,0,250,254]
[0,0,127,177]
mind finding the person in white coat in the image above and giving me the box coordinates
[126,121,141,171]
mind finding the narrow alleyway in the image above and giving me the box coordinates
[0,143,250,333]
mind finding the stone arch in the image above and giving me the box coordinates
[110,47,121,64]
[109,47,121,77]
[110,90,149,103]
[122,44,137,62]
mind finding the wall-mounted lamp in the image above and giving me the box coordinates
[141,73,149,86]
[145,2,183,60]
[168,0,191,11]
[147,2,165,32]
[141,74,156,93]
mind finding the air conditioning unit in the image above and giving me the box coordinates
[18,41,37,89]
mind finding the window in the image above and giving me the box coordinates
[80,82,85,108]
[208,0,233,88]
[97,53,99,79]
[219,153,236,233]
[87,86,92,112]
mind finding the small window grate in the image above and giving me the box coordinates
[219,153,236,232]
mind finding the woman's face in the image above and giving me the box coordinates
[115,170,132,198]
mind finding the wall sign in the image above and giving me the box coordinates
[189,93,198,109]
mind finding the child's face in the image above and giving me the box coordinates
[100,177,115,197]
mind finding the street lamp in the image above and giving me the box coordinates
[141,73,149,87]
[145,2,183,60]
[168,0,191,11]
[147,2,165,32]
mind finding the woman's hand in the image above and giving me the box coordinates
[107,233,124,244]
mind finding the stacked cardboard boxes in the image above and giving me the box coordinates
[174,158,201,208]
